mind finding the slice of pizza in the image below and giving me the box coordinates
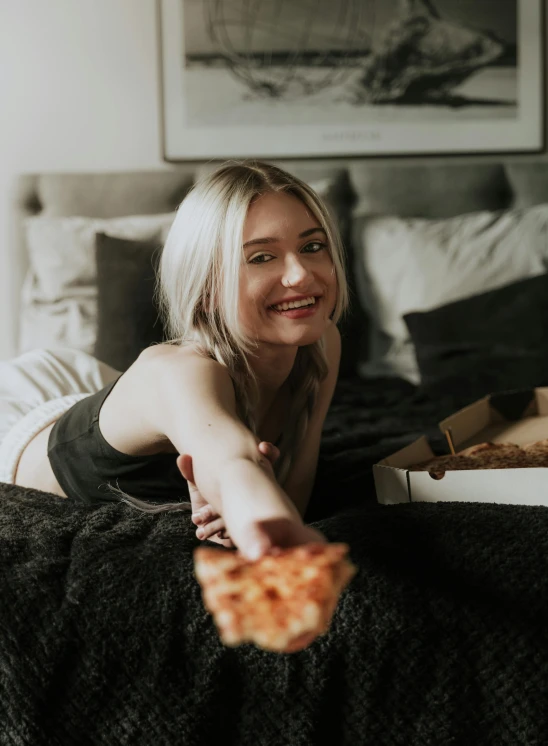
[522,439,548,466]
[458,442,521,459]
[193,543,356,653]
[523,439,548,452]
[458,442,529,470]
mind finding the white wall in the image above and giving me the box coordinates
[0,0,167,360]
[0,1,546,361]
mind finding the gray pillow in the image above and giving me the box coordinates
[94,233,166,372]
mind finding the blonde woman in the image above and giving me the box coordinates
[6,161,348,560]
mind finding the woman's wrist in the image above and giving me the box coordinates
[220,457,302,525]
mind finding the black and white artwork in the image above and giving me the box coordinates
[159,0,544,160]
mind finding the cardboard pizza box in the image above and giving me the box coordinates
[373,388,548,506]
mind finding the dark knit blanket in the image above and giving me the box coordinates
[2,490,548,746]
[2,377,548,745]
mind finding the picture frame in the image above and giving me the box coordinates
[158,0,545,161]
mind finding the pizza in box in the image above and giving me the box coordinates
[410,439,548,478]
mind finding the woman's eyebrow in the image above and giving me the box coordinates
[243,226,326,249]
[299,227,326,239]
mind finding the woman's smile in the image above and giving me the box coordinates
[267,295,322,319]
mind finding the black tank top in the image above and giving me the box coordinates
[48,378,189,506]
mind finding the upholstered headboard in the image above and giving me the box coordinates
[11,158,548,366]
[12,168,196,288]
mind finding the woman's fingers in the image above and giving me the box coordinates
[176,453,210,516]
[191,504,220,525]
[258,441,280,465]
[178,452,227,536]
[176,453,195,484]
[210,534,236,549]
[180,443,279,521]
[196,516,228,541]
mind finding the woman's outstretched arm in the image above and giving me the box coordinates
[180,441,281,548]
[138,345,324,559]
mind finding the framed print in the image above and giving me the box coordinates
[158,0,545,161]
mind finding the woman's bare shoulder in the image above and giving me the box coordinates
[130,343,236,404]
[98,343,238,457]
[137,342,205,365]
[136,343,226,377]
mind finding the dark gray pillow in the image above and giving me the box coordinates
[404,273,548,398]
[94,233,166,372]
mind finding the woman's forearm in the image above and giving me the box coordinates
[218,457,301,536]
[192,455,326,560]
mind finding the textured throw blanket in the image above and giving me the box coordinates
[1,377,548,745]
[2,491,548,745]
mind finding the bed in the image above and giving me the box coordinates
[3,160,548,745]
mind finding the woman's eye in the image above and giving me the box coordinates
[249,253,273,265]
[302,241,326,253]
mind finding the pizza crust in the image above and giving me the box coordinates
[410,439,548,476]
[194,543,356,653]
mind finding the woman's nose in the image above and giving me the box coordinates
[282,256,313,289]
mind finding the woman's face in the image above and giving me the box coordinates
[239,191,337,347]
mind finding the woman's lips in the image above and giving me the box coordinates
[268,297,321,319]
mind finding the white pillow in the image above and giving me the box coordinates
[355,205,548,384]
[24,213,175,303]
[19,285,98,356]
[19,213,175,354]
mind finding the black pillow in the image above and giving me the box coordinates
[94,233,167,372]
[403,273,548,398]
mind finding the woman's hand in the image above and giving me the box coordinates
[177,441,281,549]
[177,442,326,559]
[238,517,326,561]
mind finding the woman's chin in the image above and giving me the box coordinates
[272,327,327,347]
[247,313,331,347]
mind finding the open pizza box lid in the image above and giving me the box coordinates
[373,388,548,506]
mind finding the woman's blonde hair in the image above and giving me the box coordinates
[118,160,348,514]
